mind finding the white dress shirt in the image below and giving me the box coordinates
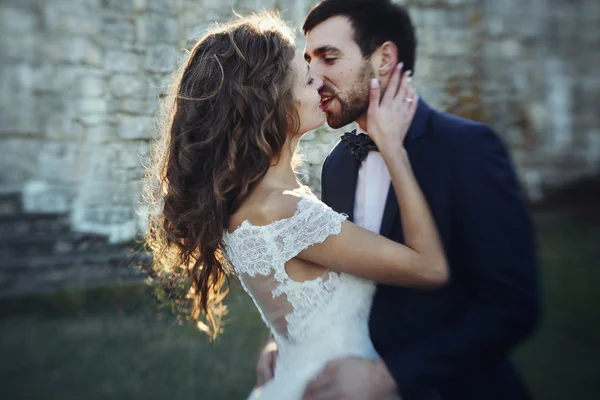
[353,125,392,233]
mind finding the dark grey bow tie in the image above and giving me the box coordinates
[340,131,378,162]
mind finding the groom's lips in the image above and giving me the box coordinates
[319,95,334,112]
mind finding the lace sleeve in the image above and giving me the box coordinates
[272,195,348,262]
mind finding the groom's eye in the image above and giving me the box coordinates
[324,57,337,64]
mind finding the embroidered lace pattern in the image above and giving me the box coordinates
[222,189,347,341]
[222,188,381,399]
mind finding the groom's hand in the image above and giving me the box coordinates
[256,337,278,386]
[303,357,397,400]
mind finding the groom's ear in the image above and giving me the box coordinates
[375,41,399,78]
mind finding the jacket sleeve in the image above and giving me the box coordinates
[382,126,541,396]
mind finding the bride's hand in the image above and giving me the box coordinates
[366,63,417,153]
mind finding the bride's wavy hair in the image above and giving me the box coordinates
[143,12,299,339]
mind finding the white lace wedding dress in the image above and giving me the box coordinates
[222,186,380,399]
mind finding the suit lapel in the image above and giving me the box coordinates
[328,129,361,222]
[379,99,432,239]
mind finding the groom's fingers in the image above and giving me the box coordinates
[256,362,272,385]
[303,371,333,399]
[255,342,277,385]
[303,386,338,400]
[303,386,339,400]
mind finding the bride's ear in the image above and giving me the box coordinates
[375,41,399,78]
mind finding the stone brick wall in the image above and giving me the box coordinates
[480,0,600,200]
[1,0,598,246]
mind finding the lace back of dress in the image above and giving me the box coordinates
[237,271,293,337]
[237,266,340,340]
[223,190,347,341]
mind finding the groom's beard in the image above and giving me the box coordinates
[323,63,374,129]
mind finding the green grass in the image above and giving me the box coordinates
[0,211,599,399]
[515,213,600,399]
[0,282,269,400]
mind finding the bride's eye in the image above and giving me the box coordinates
[307,78,315,86]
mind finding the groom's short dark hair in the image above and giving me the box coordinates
[302,0,417,74]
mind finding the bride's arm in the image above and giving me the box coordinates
[297,66,448,288]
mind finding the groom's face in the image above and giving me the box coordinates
[304,16,375,129]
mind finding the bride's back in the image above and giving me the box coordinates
[224,185,342,339]
[222,185,379,398]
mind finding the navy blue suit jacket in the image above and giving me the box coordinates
[320,100,540,400]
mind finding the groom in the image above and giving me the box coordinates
[257,1,540,399]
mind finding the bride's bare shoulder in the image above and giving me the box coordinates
[228,185,309,232]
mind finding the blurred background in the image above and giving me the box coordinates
[0,0,598,399]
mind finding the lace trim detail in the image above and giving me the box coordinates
[223,192,346,281]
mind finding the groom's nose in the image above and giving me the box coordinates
[309,68,324,87]
[315,76,324,90]
[309,62,323,79]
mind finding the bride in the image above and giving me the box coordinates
[145,12,447,400]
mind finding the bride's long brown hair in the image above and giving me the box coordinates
[143,12,299,339]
